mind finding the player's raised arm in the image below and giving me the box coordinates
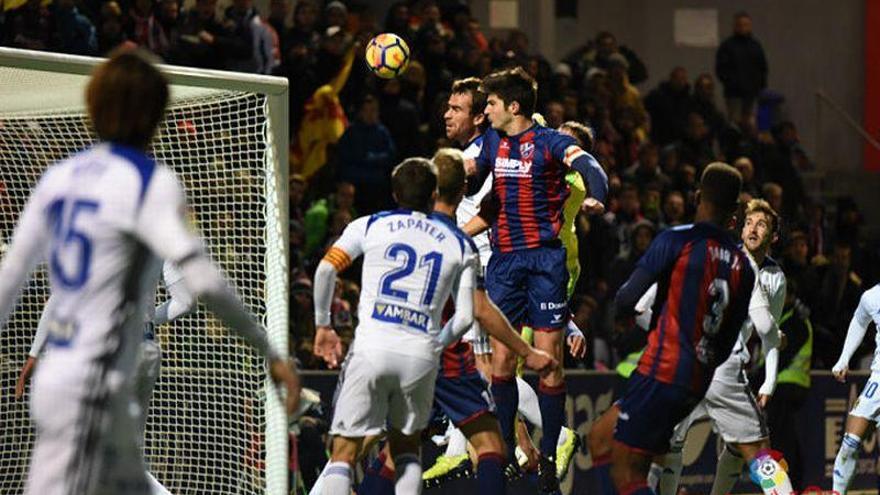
[437,255,477,347]
[614,231,677,318]
[135,167,299,413]
[833,287,877,382]
[552,133,608,208]
[312,216,368,368]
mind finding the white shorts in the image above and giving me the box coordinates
[330,347,438,437]
[850,371,880,421]
[27,358,149,495]
[671,378,768,446]
[134,339,162,448]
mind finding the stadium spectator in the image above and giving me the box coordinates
[335,94,396,214]
[659,190,687,229]
[222,0,260,72]
[266,0,290,56]
[607,53,649,141]
[564,31,648,86]
[644,66,691,146]
[146,0,178,61]
[175,0,250,70]
[378,77,424,161]
[303,181,355,260]
[97,1,132,54]
[55,0,97,55]
[715,11,768,122]
[4,0,54,50]
[288,0,319,50]
[123,0,151,46]
[761,182,784,218]
[734,156,761,198]
[688,73,726,140]
[674,112,715,169]
[623,143,670,191]
[813,241,864,367]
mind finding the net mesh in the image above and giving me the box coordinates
[0,87,284,494]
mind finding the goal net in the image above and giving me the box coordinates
[0,48,289,495]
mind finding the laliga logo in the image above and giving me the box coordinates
[519,142,535,161]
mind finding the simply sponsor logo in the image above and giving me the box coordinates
[372,302,430,332]
[494,156,532,178]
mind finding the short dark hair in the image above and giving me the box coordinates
[559,121,594,151]
[479,67,537,117]
[699,162,743,216]
[734,10,751,20]
[392,158,437,212]
[451,77,486,119]
[87,48,168,149]
[433,148,466,204]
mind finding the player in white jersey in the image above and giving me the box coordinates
[0,50,298,495]
[312,158,479,495]
[650,199,793,495]
[17,261,194,495]
[831,283,880,493]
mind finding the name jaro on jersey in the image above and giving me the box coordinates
[709,244,743,271]
[387,217,447,243]
[372,302,430,332]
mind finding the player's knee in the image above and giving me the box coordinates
[330,437,359,466]
[539,369,564,387]
[587,421,612,458]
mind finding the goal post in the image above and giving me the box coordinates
[0,47,289,495]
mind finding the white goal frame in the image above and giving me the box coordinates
[0,47,290,495]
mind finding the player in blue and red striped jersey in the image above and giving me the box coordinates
[591,162,756,495]
[465,66,607,493]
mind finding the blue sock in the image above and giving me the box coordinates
[477,453,506,495]
[592,454,616,495]
[491,375,519,458]
[357,452,394,495]
[538,381,566,456]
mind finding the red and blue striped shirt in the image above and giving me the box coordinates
[616,223,755,394]
[474,125,603,253]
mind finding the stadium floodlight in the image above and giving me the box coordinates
[0,47,289,495]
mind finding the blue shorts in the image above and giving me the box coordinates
[433,371,495,427]
[485,245,569,330]
[613,372,701,455]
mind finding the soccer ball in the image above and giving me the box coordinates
[365,33,410,79]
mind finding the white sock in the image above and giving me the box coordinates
[710,445,744,495]
[516,377,542,428]
[147,472,172,495]
[445,426,468,457]
[321,462,352,495]
[308,462,330,495]
[748,449,794,495]
[833,433,861,495]
[395,453,423,495]
[647,462,662,493]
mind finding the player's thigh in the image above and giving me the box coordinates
[670,399,708,448]
[614,373,700,456]
[330,350,389,438]
[490,336,518,377]
[99,394,150,495]
[435,373,495,431]
[330,436,365,465]
[388,355,438,436]
[587,404,618,458]
[610,441,653,488]
[27,384,82,495]
[849,372,880,427]
[704,380,768,444]
[460,414,505,457]
[485,252,528,327]
[524,246,569,330]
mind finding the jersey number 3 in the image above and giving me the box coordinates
[48,198,100,289]
[379,243,443,305]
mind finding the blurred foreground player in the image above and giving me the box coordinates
[590,162,755,494]
[0,49,299,495]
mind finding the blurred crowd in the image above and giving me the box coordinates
[4,0,877,373]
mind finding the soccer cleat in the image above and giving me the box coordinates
[537,454,560,493]
[504,461,525,482]
[422,454,471,488]
[555,427,582,480]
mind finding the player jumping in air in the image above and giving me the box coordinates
[465,66,607,493]
[0,49,299,495]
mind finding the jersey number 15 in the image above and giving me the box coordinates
[47,198,100,290]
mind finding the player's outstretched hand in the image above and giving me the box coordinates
[524,348,557,377]
[567,333,586,359]
[464,158,477,176]
[581,197,605,215]
[15,356,37,400]
[756,393,770,409]
[314,325,343,368]
[832,366,848,383]
[269,358,301,415]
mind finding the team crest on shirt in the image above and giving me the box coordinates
[519,142,535,161]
